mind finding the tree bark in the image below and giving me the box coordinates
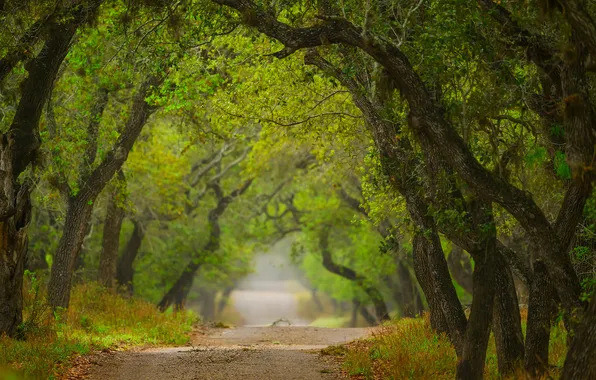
[525,261,556,376]
[98,170,126,289]
[492,256,525,375]
[116,219,145,295]
[0,2,101,83]
[47,197,93,309]
[412,232,450,336]
[456,252,496,380]
[318,226,390,323]
[561,294,596,379]
[456,201,498,380]
[358,300,377,326]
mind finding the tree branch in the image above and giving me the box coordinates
[77,75,163,202]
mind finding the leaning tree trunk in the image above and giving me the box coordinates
[357,300,378,326]
[561,294,596,379]
[116,220,145,295]
[157,261,199,311]
[47,197,93,308]
[98,171,126,289]
[217,284,236,314]
[318,226,390,323]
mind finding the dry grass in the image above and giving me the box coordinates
[0,280,196,379]
[340,313,568,380]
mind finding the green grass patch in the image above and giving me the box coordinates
[0,281,197,379]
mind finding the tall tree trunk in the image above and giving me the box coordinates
[456,238,497,379]
[525,261,556,376]
[116,220,145,295]
[411,225,467,356]
[47,198,93,308]
[561,294,596,379]
[318,226,390,323]
[98,170,126,289]
[492,256,525,375]
[412,232,449,336]
[383,270,407,315]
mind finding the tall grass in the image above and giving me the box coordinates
[340,313,568,379]
[0,278,196,379]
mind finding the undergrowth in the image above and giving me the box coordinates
[339,313,568,379]
[0,274,197,379]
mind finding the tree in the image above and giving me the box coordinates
[98,170,126,289]
[0,0,103,337]
[47,75,165,309]
[157,138,253,310]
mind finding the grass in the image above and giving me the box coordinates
[338,313,568,379]
[0,280,197,379]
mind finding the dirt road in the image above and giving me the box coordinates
[230,288,311,326]
[87,326,369,379]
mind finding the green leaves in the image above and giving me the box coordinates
[554,151,572,180]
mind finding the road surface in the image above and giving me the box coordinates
[86,326,369,379]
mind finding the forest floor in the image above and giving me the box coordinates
[83,326,369,380]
